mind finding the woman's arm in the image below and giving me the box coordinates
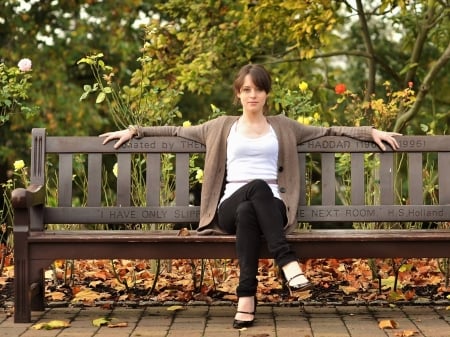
[100,120,213,149]
[291,118,401,151]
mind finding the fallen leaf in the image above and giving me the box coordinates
[378,319,398,329]
[381,276,403,290]
[167,305,185,311]
[177,228,190,236]
[72,288,110,303]
[395,330,418,337]
[108,322,128,328]
[92,317,110,327]
[46,291,66,301]
[89,280,103,287]
[296,290,313,300]
[339,285,359,295]
[388,290,406,302]
[32,320,70,330]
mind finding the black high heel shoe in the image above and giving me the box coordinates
[285,273,313,296]
[233,296,257,329]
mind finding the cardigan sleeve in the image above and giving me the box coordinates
[134,116,230,145]
[295,123,374,143]
[134,124,207,144]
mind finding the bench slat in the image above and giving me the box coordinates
[321,153,335,205]
[117,153,131,206]
[438,152,450,204]
[42,204,450,224]
[58,154,73,207]
[87,153,102,206]
[408,153,423,205]
[26,230,450,260]
[351,153,364,205]
[44,206,201,223]
[46,136,206,153]
[146,153,161,206]
[297,204,450,222]
[175,153,190,205]
[27,229,450,241]
[380,152,394,204]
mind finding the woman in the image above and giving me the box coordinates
[100,64,400,329]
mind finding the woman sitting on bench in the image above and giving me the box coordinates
[100,64,400,329]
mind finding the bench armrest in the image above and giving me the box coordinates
[11,184,45,209]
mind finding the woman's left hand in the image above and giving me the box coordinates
[371,129,402,151]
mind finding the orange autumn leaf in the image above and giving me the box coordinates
[46,291,66,301]
[404,289,415,300]
[379,319,398,329]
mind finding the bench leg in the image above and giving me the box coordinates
[14,258,47,323]
[14,257,31,323]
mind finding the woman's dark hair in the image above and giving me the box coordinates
[233,64,272,107]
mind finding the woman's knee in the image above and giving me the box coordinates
[236,200,254,216]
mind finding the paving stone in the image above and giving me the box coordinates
[1,304,449,336]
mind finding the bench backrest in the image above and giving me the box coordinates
[30,128,450,230]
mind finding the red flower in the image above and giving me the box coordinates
[408,81,413,88]
[335,83,346,95]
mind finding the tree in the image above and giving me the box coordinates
[1,0,449,170]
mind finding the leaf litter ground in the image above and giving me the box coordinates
[1,256,449,310]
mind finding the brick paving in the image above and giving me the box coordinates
[1,304,449,337]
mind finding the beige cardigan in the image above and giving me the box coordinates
[135,115,374,234]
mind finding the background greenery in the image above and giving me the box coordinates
[1,0,449,212]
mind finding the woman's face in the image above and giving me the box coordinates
[237,74,268,115]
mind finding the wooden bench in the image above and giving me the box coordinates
[12,128,450,322]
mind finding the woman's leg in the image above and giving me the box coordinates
[219,180,310,290]
[218,180,299,293]
[219,198,261,297]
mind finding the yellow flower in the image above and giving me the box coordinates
[183,120,191,127]
[299,81,308,92]
[313,112,320,121]
[14,160,25,171]
[297,116,311,125]
[112,163,118,178]
[195,169,204,183]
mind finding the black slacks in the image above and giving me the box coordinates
[217,179,297,297]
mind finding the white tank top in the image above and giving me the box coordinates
[219,121,280,204]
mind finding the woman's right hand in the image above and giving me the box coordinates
[99,129,134,149]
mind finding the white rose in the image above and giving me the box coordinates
[18,58,32,72]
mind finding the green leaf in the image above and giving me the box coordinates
[80,91,89,101]
[77,57,93,65]
[420,124,429,132]
[92,317,110,327]
[96,92,106,104]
